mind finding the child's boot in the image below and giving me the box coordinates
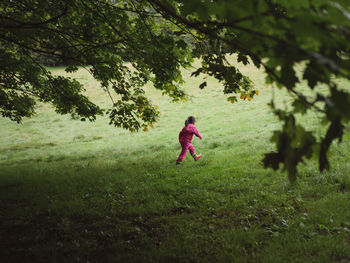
[192,153,202,161]
[176,161,182,166]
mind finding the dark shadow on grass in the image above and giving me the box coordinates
[1,147,348,263]
[0,147,268,262]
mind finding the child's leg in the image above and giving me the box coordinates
[188,144,202,161]
[188,144,195,156]
[177,144,189,162]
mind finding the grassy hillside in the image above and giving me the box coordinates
[1,60,350,262]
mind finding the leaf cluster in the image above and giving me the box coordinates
[0,0,193,130]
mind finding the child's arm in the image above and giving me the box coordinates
[179,130,184,142]
[192,126,202,139]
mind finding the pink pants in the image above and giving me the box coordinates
[177,143,195,162]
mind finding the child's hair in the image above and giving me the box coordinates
[185,116,196,126]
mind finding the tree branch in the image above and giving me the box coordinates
[148,0,327,114]
[0,7,67,28]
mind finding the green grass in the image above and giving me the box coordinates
[1,60,350,262]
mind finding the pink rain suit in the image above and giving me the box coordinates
[177,123,202,162]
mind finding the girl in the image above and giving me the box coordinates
[176,116,202,165]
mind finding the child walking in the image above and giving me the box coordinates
[176,116,202,165]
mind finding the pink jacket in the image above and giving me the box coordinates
[179,123,202,144]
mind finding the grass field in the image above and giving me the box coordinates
[1,60,350,262]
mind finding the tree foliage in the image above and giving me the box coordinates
[1,0,193,130]
[1,0,350,180]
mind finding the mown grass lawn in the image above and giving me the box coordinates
[1,60,350,262]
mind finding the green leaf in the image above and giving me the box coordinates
[199,81,207,89]
[319,118,344,171]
